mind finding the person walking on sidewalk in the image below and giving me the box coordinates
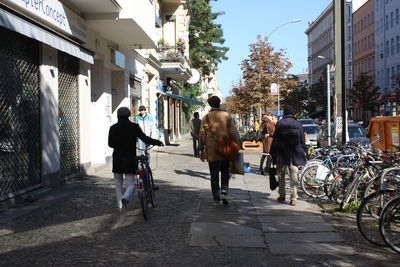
[259,112,276,175]
[270,105,306,206]
[199,96,240,207]
[190,112,202,157]
[109,107,163,212]
[135,105,156,157]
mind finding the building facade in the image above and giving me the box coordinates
[0,0,206,200]
[305,3,335,87]
[375,0,400,115]
[351,0,376,120]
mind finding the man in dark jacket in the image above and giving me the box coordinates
[270,105,306,206]
[108,107,163,211]
[190,112,202,157]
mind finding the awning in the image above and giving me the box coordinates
[157,91,204,105]
[0,8,94,64]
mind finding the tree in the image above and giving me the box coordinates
[181,0,228,118]
[281,76,310,116]
[349,72,380,120]
[306,77,326,116]
[239,35,295,112]
[188,0,229,75]
[228,80,253,115]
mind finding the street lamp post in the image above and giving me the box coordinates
[267,19,302,39]
[267,19,302,117]
[318,55,333,146]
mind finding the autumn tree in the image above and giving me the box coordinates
[228,80,253,115]
[349,72,380,120]
[240,35,295,112]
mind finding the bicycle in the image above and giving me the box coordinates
[379,195,400,254]
[135,146,157,221]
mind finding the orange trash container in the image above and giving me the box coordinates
[367,116,400,151]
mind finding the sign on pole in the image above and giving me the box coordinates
[271,83,278,95]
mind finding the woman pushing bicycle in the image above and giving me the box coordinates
[108,107,164,212]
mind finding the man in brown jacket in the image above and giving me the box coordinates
[199,96,240,207]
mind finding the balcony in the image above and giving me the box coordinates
[67,0,121,16]
[78,0,156,48]
[159,47,191,81]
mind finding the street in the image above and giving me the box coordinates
[0,137,398,266]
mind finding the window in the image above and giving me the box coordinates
[386,15,389,30]
[387,68,390,86]
[376,21,379,34]
[397,36,400,53]
[392,66,395,81]
[397,9,399,25]
[391,38,395,56]
[391,12,394,27]
[386,40,389,56]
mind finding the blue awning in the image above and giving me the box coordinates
[0,8,94,64]
[157,91,204,105]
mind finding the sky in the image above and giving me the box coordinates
[210,0,333,98]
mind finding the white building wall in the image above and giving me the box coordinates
[40,44,60,184]
[79,61,91,168]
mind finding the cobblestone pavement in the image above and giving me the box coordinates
[0,137,398,266]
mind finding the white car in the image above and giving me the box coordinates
[302,124,320,146]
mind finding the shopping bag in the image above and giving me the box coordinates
[269,167,279,190]
[230,152,244,175]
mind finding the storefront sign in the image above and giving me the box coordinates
[4,0,87,42]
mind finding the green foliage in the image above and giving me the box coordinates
[182,82,203,120]
[349,72,380,120]
[306,77,326,115]
[281,76,310,116]
[157,38,169,47]
[189,0,229,74]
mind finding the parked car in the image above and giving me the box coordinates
[347,124,370,145]
[302,124,320,146]
[298,118,318,126]
[317,123,371,148]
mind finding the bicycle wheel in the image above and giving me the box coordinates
[138,176,149,221]
[300,164,327,198]
[325,167,353,204]
[340,168,364,210]
[147,168,156,208]
[357,189,397,246]
[380,196,400,254]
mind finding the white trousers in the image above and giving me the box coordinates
[113,173,136,209]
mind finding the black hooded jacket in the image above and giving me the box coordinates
[270,115,306,166]
[108,118,161,173]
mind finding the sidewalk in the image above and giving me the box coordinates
[0,138,397,266]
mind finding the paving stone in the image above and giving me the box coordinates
[265,232,344,243]
[261,222,335,233]
[268,242,355,255]
[258,215,325,223]
[189,222,266,248]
